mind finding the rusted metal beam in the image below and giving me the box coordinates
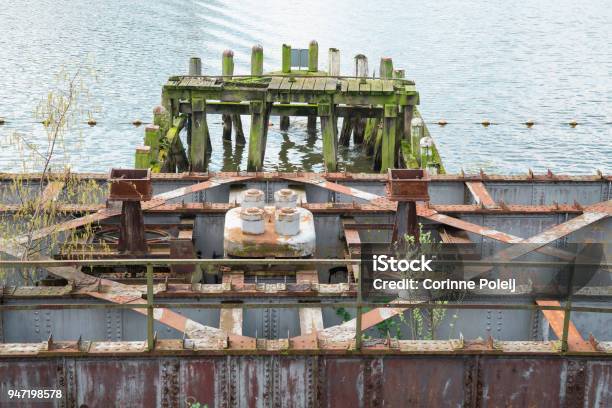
[1,174,254,254]
[465,181,498,209]
[219,270,244,336]
[1,171,609,183]
[463,210,610,279]
[40,180,65,204]
[536,300,593,352]
[296,270,324,335]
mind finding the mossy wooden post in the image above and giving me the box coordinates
[379,57,394,79]
[308,40,318,72]
[372,57,394,171]
[282,44,291,73]
[307,116,317,136]
[189,57,202,76]
[222,50,234,143]
[144,124,160,169]
[328,48,340,76]
[381,104,398,171]
[393,69,406,167]
[135,146,150,169]
[353,54,369,144]
[319,101,338,171]
[339,113,354,146]
[251,44,264,76]
[190,96,209,172]
[247,100,271,171]
[280,44,292,129]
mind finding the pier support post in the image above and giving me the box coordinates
[189,96,209,172]
[307,116,317,136]
[282,44,291,73]
[247,100,271,171]
[222,50,234,143]
[308,40,318,72]
[144,124,160,163]
[339,113,354,146]
[379,57,394,79]
[135,146,150,169]
[328,48,340,76]
[381,104,398,172]
[189,57,202,76]
[280,115,290,131]
[251,45,264,77]
[353,54,369,145]
[319,102,338,171]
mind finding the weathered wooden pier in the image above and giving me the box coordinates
[0,42,610,408]
[135,41,444,174]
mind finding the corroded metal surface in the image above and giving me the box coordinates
[0,355,609,407]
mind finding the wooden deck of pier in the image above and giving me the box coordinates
[135,42,444,174]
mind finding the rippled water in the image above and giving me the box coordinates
[0,0,610,174]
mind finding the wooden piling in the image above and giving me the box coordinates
[379,57,394,79]
[144,124,160,164]
[308,40,318,72]
[189,57,202,76]
[339,114,354,146]
[135,146,151,169]
[328,48,340,76]
[353,54,369,144]
[381,104,398,171]
[222,50,234,143]
[319,102,338,171]
[355,54,369,77]
[372,58,394,170]
[307,116,317,136]
[247,100,271,171]
[280,115,290,131]
[189,96,209,172]
[251,44,264,77]
[282,44,291,73]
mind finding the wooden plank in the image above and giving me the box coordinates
[268,77,284,90]
[340,79,349,92]
[302,77,316,91]
[382,79,394,93]
[290,77,305,92]
[370,79,383,94]
[347,79,360,93]
[325,78,338,92]
[359,80,371,93]
[314,77,327,92]
[278,77,293,91]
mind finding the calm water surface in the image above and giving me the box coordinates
[0,0,610,174]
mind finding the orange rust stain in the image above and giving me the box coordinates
[536,300,593,352]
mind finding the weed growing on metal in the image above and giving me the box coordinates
[0,64,109,284]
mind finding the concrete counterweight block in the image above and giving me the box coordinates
[242,188,265,209]
[274,188,297,209]
[275,207,300,236]
[240,207,265,235]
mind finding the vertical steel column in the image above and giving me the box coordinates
[146,263,154,351]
